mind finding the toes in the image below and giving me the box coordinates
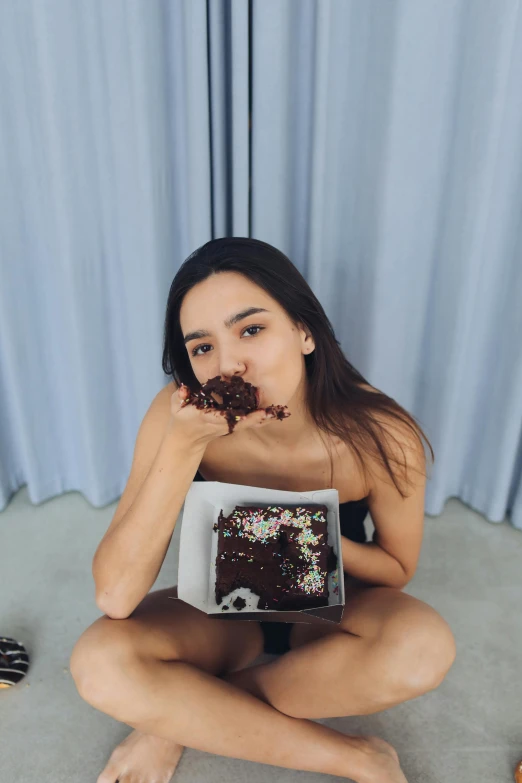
[97,766,120,783]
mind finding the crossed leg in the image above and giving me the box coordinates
[70,579,456,782]
[228,576,457,719]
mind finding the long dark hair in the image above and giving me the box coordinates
[162,237,434,498]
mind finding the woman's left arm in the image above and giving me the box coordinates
[341,427,427,590]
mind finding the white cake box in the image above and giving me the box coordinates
[174,480,345,625]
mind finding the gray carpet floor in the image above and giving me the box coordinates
[1,486,521,782]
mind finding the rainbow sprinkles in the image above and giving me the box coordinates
[214,503,336,611]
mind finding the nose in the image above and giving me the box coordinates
[217,354,246,382]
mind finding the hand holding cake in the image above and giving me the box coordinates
[169,375,290,446]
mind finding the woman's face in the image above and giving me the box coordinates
[179,271,315,409]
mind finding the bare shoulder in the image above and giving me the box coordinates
[356,382,426,490]
[368,412,426,493]
[161,381,178,407]
[164,378,179,398]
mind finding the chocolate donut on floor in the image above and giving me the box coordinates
[0,636,30,688]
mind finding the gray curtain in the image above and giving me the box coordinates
[1,0,521,533]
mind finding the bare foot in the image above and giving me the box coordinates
[97,729,184,783]
[349,735,408,783]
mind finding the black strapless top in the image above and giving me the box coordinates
[193,470,368,543]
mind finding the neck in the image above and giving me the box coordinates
[250,387,317,450]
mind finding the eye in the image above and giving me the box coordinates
[190,325,265,357]
[242,324,264,339]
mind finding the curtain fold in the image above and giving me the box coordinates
[207,0,250,236]
[0,0,214,510]
[248,0,522,530]
[1,0,521,533]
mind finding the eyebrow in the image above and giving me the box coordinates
[183,306,270,345]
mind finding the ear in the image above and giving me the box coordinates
[298,322,315,355]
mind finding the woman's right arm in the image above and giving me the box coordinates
[93,381,281,619]
[92,388,206,620]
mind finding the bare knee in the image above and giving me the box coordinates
[70,616,147,709]
[378,610,457,697]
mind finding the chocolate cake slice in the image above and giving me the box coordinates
[180,375,290,434]
[214,504,337,611]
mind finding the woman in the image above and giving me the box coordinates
[70,237,456,783]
